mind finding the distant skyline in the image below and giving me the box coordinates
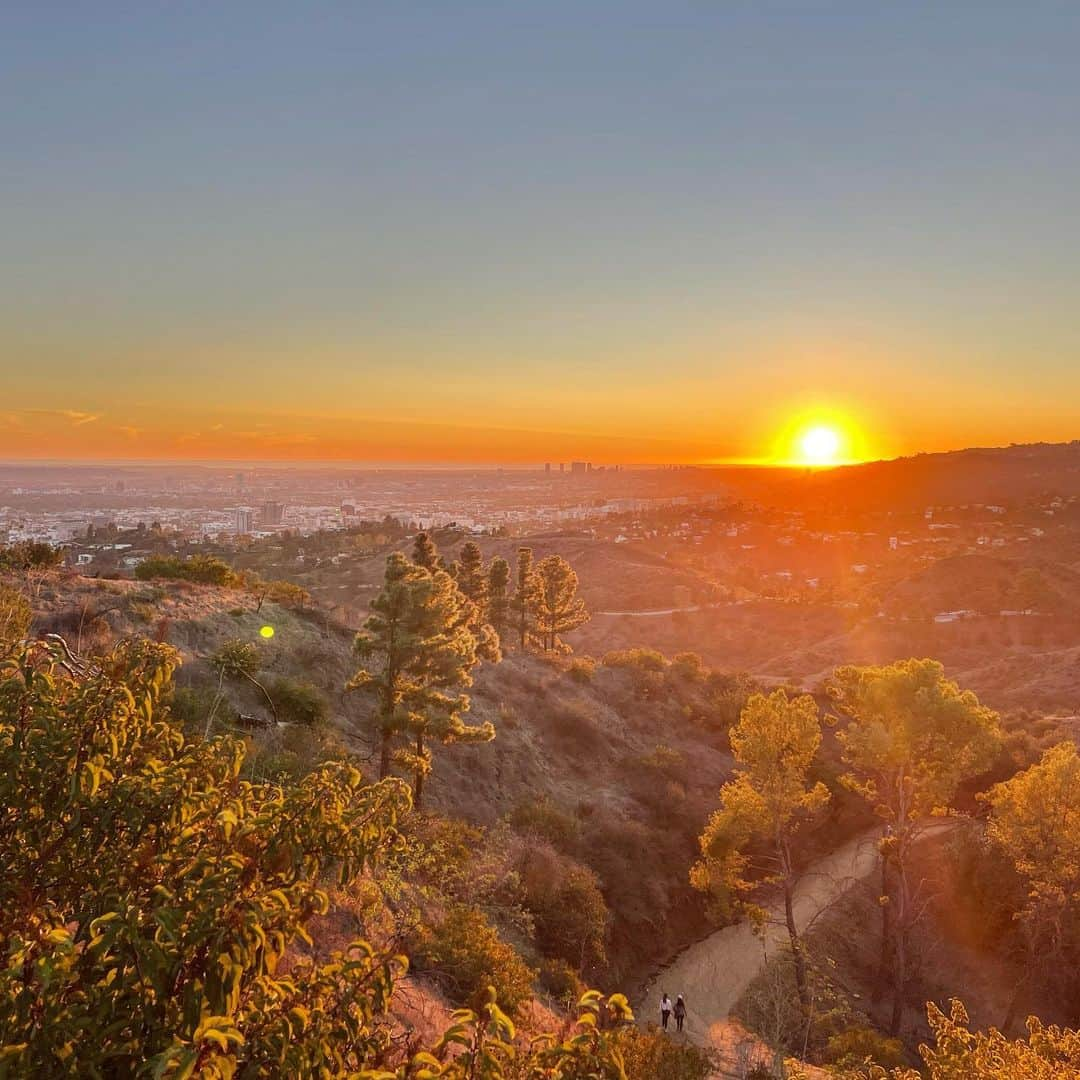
[3,3,1079,464]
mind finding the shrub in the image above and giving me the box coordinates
[825,1025,906,1070]
[268,676,329,728]
[509,796,580,849]
[135,554,238,587]
[566,657,596,683]
[166,684,220,732]
[414,905,536,1017]
[537,958,584,1007]
[0,584,32,657]
[613,1026,716,1080]
[602,647,668,672]
[0,540,62,571]
[670,651,706,681]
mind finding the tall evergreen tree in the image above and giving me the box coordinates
[454,541,487,606]
[411,531,441,571]
[510,547,538,650]
[349,553,492,807]
[534,554,589,652]
[487,556,511,645]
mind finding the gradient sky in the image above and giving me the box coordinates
[3,3,1079,463]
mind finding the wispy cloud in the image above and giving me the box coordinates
[25,408,103,426]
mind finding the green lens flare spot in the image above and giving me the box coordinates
[259,625,275,639]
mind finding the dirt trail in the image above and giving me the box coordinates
[639,822,957,1054]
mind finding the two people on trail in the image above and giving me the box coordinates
[659,992,687,1033]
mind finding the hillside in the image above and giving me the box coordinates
[22,570,742,987]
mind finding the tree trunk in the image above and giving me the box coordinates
[873,839,891,1003]
[412,732,425,810]
[379,726,391,778]
[783,878,811,1016]
[889,929,906,1036]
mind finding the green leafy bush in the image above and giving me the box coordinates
[0,584,31,657]
[268,676,329,728]
[414,905,536,1017]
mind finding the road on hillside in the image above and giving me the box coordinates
[638,821,956,1050]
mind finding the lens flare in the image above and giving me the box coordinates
[259,625,275,639]
[798,425,842,465]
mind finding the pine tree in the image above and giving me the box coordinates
[510,547,538,650]
[691,690,829,1020]
[829,659,1002,1035]
[533,554,589,652]
[455,541,487,606]
[349,553,492,807]
[411,531,441,571]
[487,557,511,645]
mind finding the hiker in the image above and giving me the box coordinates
[673,994,687,1033]
[659,992,672,1030]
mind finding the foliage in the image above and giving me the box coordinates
[0,585,31,657]
[268,675,329,728]
[825,1026,906,1071]
[537,958,585,1006]
[454,541,487,606]
[487,556,511,646]
[413,905,536,1017]
[982,741,1080,1013]
[846,1000,1080,1079]
[566,656,596,683]
[0,540,62,571]
[349,553,493,807]
[509,796,580,850]
[385,989,633,1079]
[0,636,412,1076]
[601,648,668,672]
[510,547,538,650]
[692,690,828,1012]
[210,638,261,679]
[263,579,312,609]
[611,1024,716,1080]
[135,554,239,587]
[533,555,589,653]
[828,659,1002,1033]
[411,531,442,571]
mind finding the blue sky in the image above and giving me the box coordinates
[3,3,1079,461]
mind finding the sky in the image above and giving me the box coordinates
[2,2,1079,465]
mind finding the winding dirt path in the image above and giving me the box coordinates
[639,821,957,1054]
[639,828,883,1047]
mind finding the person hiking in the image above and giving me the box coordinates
[673,994,687,1033]
[659,992,672,1030]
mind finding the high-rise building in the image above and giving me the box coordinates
[544,462,551,474]
[570,461,589,475]
[259,501,285,527]
[235,507,254,535]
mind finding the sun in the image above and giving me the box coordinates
[797,424,842,466]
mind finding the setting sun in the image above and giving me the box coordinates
[798,424,842,466]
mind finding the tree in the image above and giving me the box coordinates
[209,637,277,726]
[691,690,829,1018]
[510,547,538,650]
[349,553,493,808]
[0,584,31,658]
[0,635,413,1075]
[533,554,590,652]
[0,636,637,1078]
[487,556,511,645]
[412,531,442,571]
[983,741,1080,1028]
[829,659,1002,1035]
[455,541,487,607]
[843,1000,1080,1080]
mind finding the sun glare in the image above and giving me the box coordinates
[797,425,842,466]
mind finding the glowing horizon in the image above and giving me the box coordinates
[3,6,1079,465]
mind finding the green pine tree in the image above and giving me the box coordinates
[511,547,539,650]
[454,541,487,606]
[487,556,511,645]
[411,531,442,571]
[349,553,492,808]
[534,554,589,652]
